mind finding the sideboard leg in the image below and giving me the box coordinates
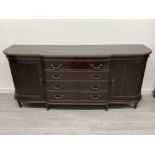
[46,104,50,111]
[153,89,155,97]
[105,104,109,111]
[17,101,22,108]
[134,102,138,109]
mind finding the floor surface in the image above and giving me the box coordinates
[0,94,155,134]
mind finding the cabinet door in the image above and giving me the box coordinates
[9,57,45,102]
[109,57,148,101]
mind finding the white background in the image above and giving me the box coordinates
[0,19,155,94]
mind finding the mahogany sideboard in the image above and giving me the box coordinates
[4,45,151,110]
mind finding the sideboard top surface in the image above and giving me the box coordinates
[4,44,152,57]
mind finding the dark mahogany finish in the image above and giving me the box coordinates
[8,56,45,103]
[4,45,151,110]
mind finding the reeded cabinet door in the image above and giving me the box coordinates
[8,57,45,102]
[109,56,148,101]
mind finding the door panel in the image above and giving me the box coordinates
[9,57,44,101]
[109,57,147,100]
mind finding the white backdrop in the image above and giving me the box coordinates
[0,19,155,94]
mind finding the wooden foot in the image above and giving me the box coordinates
[134,103,138,109]
[153,89,155,97]
[46,104,50,110]
[17,101,22,108]
[105,104,109,111]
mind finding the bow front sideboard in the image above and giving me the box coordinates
[4,45,151,110]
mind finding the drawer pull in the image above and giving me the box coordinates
[50,64,62,70]
[51,74,62,79]
[90,84,101,90]
[52,84,63,90]
[90,64,103,70]
[90,94,101,100]
[90,74,102,80]
[53,94,64,100]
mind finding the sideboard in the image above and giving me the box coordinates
[4,45,151,110]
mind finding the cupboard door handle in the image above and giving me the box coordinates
[90,84,101,90]
[51,74,62,79]
[90,74,101,80]
[112,79,115,87]
[90,94,101,100]
[53,94,64,100]
[90,64,103,70]
[39,78,43,86]
[52,84,63,90]
[50,64,62,70]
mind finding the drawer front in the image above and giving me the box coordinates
[46,81,108,91]
[44,59,110,70]
[47,92,108,103]
[45,71,109,81]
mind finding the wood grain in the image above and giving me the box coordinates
[4,44,151,56]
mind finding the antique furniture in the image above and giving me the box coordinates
[4,45,151,110]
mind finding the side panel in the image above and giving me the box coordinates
[109,55,149,103]
[8,56,45,103]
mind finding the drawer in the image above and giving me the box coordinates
[44,59,110,70]
[47,91,108,103]
[46,81,108,91]
[45,71,109,81]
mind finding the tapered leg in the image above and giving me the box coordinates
[134,102,138,109]
[46,103,50,110]
[105,104,109,111]
[17,101,22,108]
[153,89,155,97]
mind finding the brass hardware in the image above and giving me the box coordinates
[52,84,63,90]
[112,79,115,87]
[51,74,62,79]
[39,78,43,86]
[90,84,101,90]
[50,64,62,70]
[90,74,101,80]
[90,64,103,70]
[90,94,101,100]
[53,94,64,100]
